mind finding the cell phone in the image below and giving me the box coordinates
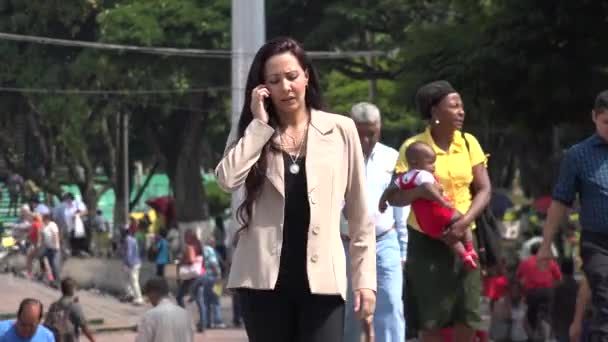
[264,96,272,111]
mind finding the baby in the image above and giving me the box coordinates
[380,141,478,269]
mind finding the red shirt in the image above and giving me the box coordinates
[483,275,508,301]
[440,327,488,342]
[29,220,43,245]
[397,171,455,238]
[516,255,562,291]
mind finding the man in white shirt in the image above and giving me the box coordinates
[136,277,194,342]
[61,193,88,256]
[343,102,409,342]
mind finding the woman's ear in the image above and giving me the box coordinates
[430,105,438,120]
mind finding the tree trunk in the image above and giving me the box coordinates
[166,111,210,248]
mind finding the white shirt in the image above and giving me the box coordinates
[342,143,410,260]
[34,203,51,216]
[41,221,60,249]
[64,200,87,233]
[399,169,436,186]
[135,298,194,342]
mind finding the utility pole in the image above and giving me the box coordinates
[228,0,265,243]
[114,112,130,241]
[362,0,377,102]
[230,0,266,139]
[122,112,129,231]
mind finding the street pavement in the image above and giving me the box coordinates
[94,330,247,342]
[0,274,247,342]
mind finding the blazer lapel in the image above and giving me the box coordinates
[264,109,334,198]
[265,139,285,198]
[306,109,336,192]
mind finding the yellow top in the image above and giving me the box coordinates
[395,127,487,231]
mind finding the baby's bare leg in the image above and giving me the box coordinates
[444,211,465,255]
[448,240,468,258]
[462,227,473,245]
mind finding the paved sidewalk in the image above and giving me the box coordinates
[0,274,247,341]
[0,274,147,330]
[95,329,246,342]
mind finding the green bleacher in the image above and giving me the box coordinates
[0,172,216,224]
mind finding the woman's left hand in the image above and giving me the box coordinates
[442,216,471,245]
[354,288,376,321]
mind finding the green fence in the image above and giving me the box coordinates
[1,172,220,224]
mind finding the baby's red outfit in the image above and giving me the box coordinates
[396,170,478,269]
[396,171,455,238]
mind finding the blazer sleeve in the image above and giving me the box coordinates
[215,119,275,192]
[343,119,377,292]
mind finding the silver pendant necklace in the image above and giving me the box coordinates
[280,124,308,175]
[289,162,300,175]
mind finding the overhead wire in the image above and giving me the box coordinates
[0,32,392,95]
[0,86,231,95]
[0,32,390,59]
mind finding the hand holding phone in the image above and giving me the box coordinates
[251,85,270,124]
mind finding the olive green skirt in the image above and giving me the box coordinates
[405,227,482,333]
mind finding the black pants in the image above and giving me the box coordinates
[232,292,243,325]
[525,287,552,332]
[581,231,608,342]
[70,237,88,255]
[156,264,165,277]
[239,289,344,342]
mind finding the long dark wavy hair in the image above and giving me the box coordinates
[236,37,324,230]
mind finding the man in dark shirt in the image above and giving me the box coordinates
[47,277,96,342]
[539,89,608,341]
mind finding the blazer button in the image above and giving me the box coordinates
[311,254,319,263]
[312,226,320,235]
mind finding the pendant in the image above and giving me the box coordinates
[289,163,300,174]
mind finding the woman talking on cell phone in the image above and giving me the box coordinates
[215,37,376,341]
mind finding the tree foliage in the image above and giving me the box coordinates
[1,0,607,216]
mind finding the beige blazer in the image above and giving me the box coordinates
[215,109,376,299]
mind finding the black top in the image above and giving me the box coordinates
[275,151,311,296]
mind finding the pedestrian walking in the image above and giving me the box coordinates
[516,243,561,338]
[45,277,96,342]
[176,229,203,308]
[216,36,376,342]
[538,89,608,341]
[153,230,170,277]
[25,211,43,280]
[385,80,492,341]
[40,214,61,285]
[343,102,408,342]
[191,238,225,330]
[136,278,194,342]
[0,298,54,341]
[122,229,144,305]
